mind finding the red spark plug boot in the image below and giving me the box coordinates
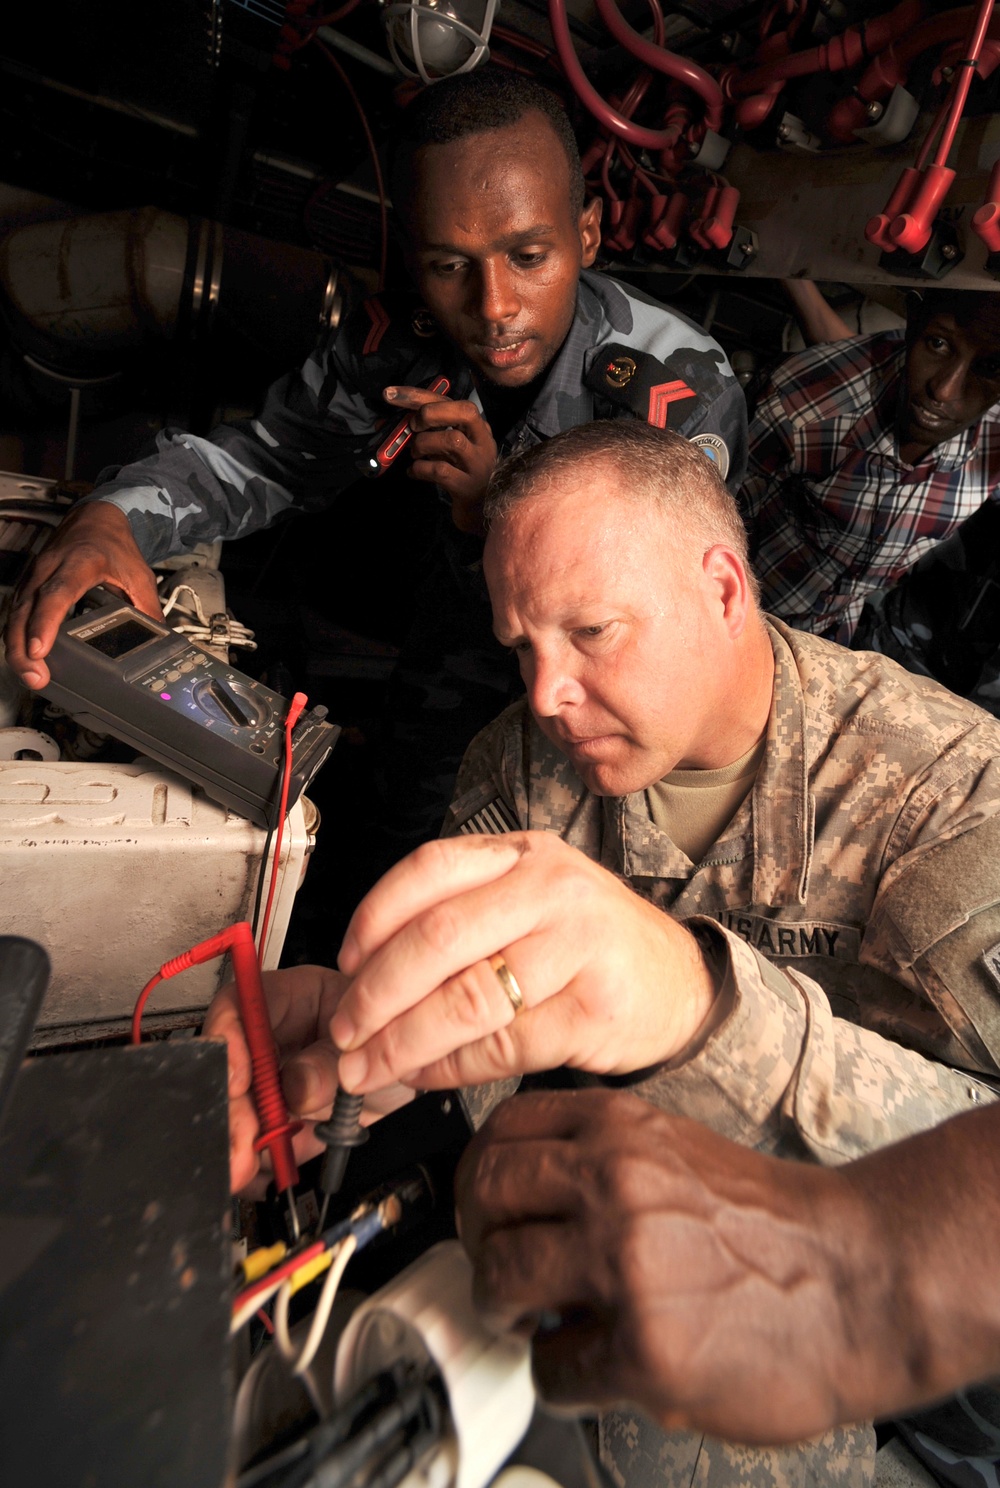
[642,195,671,251]
[604,196,644,255]
[889,164,956,255]
[653,191,690,250]
[865,166,922,250]
[973,158,1000,253]
[703,185,740,250]
[689,186,722,249]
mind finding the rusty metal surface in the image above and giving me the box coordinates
[621,114,1000,290]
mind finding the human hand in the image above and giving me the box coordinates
[201,964,413,1194]
[5,502,163,689]
[331,832,719,1097]
[383,385,497,535]
[455,1088,866,1443]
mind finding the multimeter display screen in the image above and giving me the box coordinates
[84,617,160,659]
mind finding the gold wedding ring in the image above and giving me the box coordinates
[489,953,525,1017]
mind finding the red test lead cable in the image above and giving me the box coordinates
[131,920,303,1236]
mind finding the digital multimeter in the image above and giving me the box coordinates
[41,595,339,828]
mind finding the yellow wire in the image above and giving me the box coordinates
[287,1249,333,1296]
[241,1241,287,1283]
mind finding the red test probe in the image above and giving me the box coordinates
[131,920,303,1239]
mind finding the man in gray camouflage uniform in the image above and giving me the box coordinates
[4,69,745,864]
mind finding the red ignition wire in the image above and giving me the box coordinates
[726,0,923,97]
[549,0,696,149]
[930,0,996,167]
[257,691,308,969]
[592,0,724,130]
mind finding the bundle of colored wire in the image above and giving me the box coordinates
[255,691,308,963]
[231,1240,327,1333]
[274,1233,358,1374]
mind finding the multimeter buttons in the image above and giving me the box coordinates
[192,677,269,730]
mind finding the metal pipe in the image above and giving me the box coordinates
[315,26,400,75]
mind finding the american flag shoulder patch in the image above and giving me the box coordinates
[457,797,519,836]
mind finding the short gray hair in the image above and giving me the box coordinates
[485,420,756,592]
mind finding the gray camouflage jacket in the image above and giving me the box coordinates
[444,617,1000,1161]
[84,269,747,558]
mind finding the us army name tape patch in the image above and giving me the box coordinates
[982,940,1000,991]
[689,432,730,481]
[457,798,519,836]
[716,909,861,960]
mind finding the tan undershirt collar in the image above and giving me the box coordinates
[645,733,767,865]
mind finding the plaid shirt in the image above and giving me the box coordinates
[741,331,1000,642]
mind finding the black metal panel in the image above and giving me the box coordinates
[0,937,49,1122]
[0,1041,232,1488]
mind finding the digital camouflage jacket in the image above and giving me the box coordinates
[444,618,1000,1488]
[446,618,1000,1157]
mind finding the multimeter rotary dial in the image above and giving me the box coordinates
[192,677,269,730]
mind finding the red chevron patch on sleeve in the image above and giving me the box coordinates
[647,379,696,427]
[363,298,391,356]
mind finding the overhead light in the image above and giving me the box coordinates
[380,0,497,82]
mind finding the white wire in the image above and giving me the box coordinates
[230,1274,286,1335]
[159,580,257,651]
[273,1235,359,1376]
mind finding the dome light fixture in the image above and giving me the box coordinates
[380,0,497,82]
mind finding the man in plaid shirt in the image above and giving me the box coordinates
[741,289,1000,646]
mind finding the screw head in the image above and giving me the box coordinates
[865,100,884,121]
[940,243,957,259]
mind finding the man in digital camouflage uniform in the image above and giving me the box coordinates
[431,420,1000,1488]
[204,419,1000,1486]
[4,69,745,865]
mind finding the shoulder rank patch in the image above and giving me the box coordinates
[689,431,730,481]
[362,297,391,356]
[585,342,701,428]
[457,797,519,836]
[981,940,1000,992]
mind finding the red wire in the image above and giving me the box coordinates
[233,1241,327,1312]
[130,972,164,1045]
[548,0,687,149]
[256,1308,275,1334]
[315,42,388,290]
[933,0,996,166]
[257,693,308,969]
[592,0,724,130]
[916,95,954,170]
